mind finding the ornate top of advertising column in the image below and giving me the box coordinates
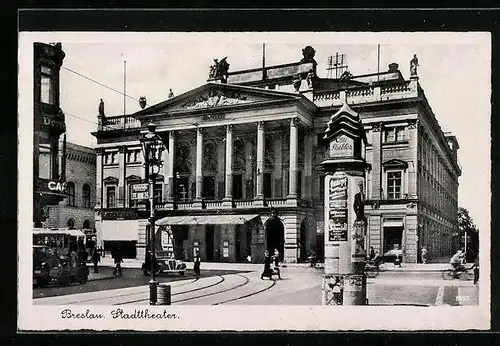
[321,100,369,172]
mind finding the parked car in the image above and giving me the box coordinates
[142,250,186,276]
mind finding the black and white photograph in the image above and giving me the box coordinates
[18,31,490,331]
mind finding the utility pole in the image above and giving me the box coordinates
[321,100,369,306]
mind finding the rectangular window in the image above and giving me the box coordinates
[107,186,116,208]
[40,66,54,104]
[383,126,406,143]
[39,143,52,179]
[387,171,402,200]
[126,149,141,163]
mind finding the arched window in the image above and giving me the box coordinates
[82,184,91,208]
[83,220,91,229]
[66,182,75,206]
[67,218,75,228]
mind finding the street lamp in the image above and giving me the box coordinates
[140,122,165,305]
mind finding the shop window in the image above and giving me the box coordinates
[387,171,402,200]
[40,65,55,105]
[383,126,406,143]
[82,184,91,208]
[66,182,75,206]
[107,186,116,208]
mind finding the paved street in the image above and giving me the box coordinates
[33,263,479,306]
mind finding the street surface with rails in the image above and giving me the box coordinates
[33,261,479,306]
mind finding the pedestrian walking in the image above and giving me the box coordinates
[474,252,479,285]
[369,246,376,260]
[91,247,101,273]
[272,248,282,280]
[193,249,201,278]
[113,248,123,276]
[421,246,428,264]
[260,250,273,280]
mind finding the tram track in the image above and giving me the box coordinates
[118,275,227,305]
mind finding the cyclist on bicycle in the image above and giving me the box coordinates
[450,249,465,273]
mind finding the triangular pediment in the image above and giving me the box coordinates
[135,83,304,116]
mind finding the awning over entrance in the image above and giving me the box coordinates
[156,214,260,226]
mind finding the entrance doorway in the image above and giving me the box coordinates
[265,215,285,261]
[203,176,215,199]
[300,220,308,261]
[233,174,243,199]
[383,227,403,253]
[205,225,215,261]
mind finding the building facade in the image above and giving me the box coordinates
[33,42,68,227]
[92,46,460,263]
[45,142,96,232]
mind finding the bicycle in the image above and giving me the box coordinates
[441,264,476,280]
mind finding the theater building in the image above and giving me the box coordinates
[33,42,68,227]
[92,46,460,263]
[44,142,96,235]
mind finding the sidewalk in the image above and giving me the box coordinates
[95,257,461,273]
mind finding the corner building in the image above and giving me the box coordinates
[92,47,460,263]
[33,42,67,227]
[45,142,96,231]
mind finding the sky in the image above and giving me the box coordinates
[19,32,491,233]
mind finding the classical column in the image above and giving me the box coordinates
[95,148,103,209]
[302,129,313,200]
[166,131,176,204]
[370,122,383,199]
[288,118,298,200]
[195,127,203,202]
[117,146,126,208]
[255,121,265,203]
[408,119,419,198]
[223,125,233,206]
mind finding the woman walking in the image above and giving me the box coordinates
[272,248,282,280]
[260,250,273,280]
[193,249,201,278]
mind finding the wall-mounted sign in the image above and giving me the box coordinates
[201,113,225,122]
[131,183,150,200]
[329,134,354,158]
[42,116,66,131]
[47,181,66,192]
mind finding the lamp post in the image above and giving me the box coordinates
[140,122,165,305]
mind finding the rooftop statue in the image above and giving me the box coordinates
[410,54,419,76]
[98,99,105,116]
[300,46,316,64]
[209,57,230,83]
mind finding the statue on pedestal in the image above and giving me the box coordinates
[98,98,105,117]
[410,54,419,76]
[208,57,230,83]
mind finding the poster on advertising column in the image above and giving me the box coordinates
[328,173,348,242]
[347,174,367,261]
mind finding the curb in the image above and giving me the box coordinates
[88,275,116,282]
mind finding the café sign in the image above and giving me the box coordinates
[329,134,354,158]
[48,181,67,192]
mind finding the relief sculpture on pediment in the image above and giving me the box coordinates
[181,89,252,110]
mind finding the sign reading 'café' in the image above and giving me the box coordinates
[329,134,354,158]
